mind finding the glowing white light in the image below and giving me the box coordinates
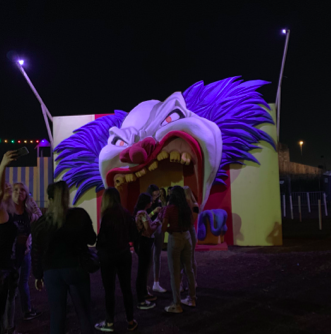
[18,60,24,65]
[282,29,287,34]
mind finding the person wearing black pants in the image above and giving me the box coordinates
[136,236,155,305]
[95,187,138,332]
[100,250,133,326]
[134,193,160,310]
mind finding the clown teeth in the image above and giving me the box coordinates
[135,168,147,178]
[148,161,158,171]
[114,174,126,186]
[157,150,169,161]
[170,151,180,163]
[125,173,137,183]
[180,152,191,165]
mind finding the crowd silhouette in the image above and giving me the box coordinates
[0,151,198,333]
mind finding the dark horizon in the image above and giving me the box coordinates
[0,1,330,168]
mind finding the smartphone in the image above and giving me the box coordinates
[16,147,29,158]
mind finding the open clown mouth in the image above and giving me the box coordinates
[105,131,204,210]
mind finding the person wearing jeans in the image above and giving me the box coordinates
[4,183,42,333]
[32,181,96,334]
[146,184,166,293]
[167,231,196,307]
[44,268,92,334]
[180,186,199,290]
[152,225,165,291]
[162,186,196,313]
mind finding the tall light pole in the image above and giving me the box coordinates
[15,59,54,149]
[299,141,304,156]
[276,29,291,144]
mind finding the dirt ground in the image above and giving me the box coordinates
[15,236,331,334]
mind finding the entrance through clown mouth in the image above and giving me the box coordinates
[114,156,199,215]
[105,131,204,214]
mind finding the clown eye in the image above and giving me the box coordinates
[112,136,128,147]
[161,109,184,126]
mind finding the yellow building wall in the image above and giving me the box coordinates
[53,115,99,232]
[230,104,282,246]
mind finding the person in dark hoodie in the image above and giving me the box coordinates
[31,181,96,334]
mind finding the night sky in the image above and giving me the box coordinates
[0,1,330,168]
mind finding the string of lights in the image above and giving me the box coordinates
[0,139,43,144]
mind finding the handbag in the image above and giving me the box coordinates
[80,247,100,273]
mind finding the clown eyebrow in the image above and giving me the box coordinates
[161,108,185,124]
[109,127,129,142]
[111,136,127,145]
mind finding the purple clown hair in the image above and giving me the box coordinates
[54,110,127,204]
[54,77,275,203]
[183,76,275,184]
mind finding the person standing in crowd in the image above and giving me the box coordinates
[4,182,42,333]
[94,187,138,332]
[166,187,173,203]
[182,186,199,289]
[162,186,196,313]
[134,193,159,309]
[146,185,166,294]
[159,188,167,207]
[14,183,42,320]
[31,181,96,334]
[0,152,18,334]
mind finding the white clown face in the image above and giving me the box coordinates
[99,92,222,209]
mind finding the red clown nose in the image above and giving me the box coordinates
[119,137,158,164]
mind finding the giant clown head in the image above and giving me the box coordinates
[54,76,275,232]
[99,91,222,210]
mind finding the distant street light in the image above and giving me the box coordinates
[299,141,304,155]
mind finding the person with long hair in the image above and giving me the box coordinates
[94,187,138,332]
[4,182,42,333]
[159,188,167,207]
[31,181,96,334]
[134,193,160,310]
[181,186,199,289]
[162,186,196,313]
[166,186,173,203]
[0,152,18,334]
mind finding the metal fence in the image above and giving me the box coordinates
[281,191,329,229]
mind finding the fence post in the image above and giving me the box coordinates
[323,193,328,216]
[298,196,302,222]
[290,195,293,220]
[283,194,286,217]
[318,199,322,230]
[307,192,311,213]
